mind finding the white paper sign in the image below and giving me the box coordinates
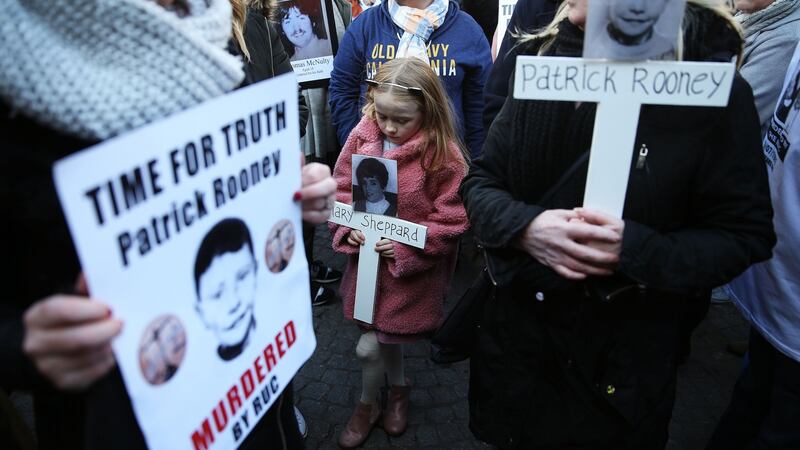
[495,0,519,55]
[514,57,735,106]
[329,202,426,323]
[53,75,315,450]
[514,56,736,217]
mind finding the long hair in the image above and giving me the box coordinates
[248,0,274,18]
[516,0,743,66]
[362,58,469,173]
[230,0,251,61]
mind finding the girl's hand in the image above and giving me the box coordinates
[296,160,336,225]
[516,209,621,280]
[347,230,366,246]
[23,274,123,391]
[375,239,395,259]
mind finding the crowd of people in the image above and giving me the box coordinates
[1,0,798,449]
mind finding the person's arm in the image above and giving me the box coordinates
[385,158,470,278]
[462,93,620,281]
[618,77,776,293]
[740,31,800,135]
[329,17,366,148]
[461,96,544,248]
[462,28,492,158]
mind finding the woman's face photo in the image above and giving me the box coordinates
[608,0,669,39]
[282,6,314,49]
[361,176,385,203]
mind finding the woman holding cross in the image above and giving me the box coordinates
[461,0,776,448]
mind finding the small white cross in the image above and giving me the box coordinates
[514,56,736,217]
[328,202,427,324]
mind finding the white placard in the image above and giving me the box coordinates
[514,56,735,106]
[495,0,518,52]
[53,75,315,450]
[514,56,736,217]
[329,202,426,323]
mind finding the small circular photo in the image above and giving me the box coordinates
[265,219,296,273]
[138,315,187,386]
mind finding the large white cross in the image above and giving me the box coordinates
[514,57,736,217]
[328,202,427,324]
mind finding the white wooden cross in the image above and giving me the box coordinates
[514,57,736,217]
[328,202,427,323]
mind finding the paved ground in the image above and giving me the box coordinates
[294,225,750,450]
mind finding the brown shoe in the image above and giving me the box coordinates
[338,402,380,448]
[383,382,411,436]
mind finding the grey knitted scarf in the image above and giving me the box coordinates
[0,0,245,141]
[736,0,800,39]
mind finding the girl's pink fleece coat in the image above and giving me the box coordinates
[329,118,469,335]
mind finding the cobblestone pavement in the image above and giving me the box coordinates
[295,225,750,450]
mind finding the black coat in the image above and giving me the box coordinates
[0,11,309,450]
[461,26,776,450]
[482,0,559,131]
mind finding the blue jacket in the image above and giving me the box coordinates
[329,0,491,158]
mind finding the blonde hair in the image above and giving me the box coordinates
[516,0,742,65]
[230,0,251,61]
[362,58,469,172]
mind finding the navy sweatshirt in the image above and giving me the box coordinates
[329,0,492,158]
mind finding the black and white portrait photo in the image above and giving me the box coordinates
[584,0,686,61]
[193,218,257,362]
[352,155,398,217]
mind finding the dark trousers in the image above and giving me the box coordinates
[707,329,800,450]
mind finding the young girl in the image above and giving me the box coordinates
[329,57,469,448]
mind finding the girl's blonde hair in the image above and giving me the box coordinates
[362,58,469,172]
[230,0,251,61]
[516,0,743,66]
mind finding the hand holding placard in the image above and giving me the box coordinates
[329,202,427,323]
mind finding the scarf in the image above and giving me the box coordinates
[510,20,597,204]
[387,0,448,63]
[0,0,245,142]
[736,0,799,39]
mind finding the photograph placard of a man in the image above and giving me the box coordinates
[193,218,257,362]
[584,0,686,61]
[351,155,398,217]
[277,0,335,62]
[138,315,187,385]
[265,219,296,273]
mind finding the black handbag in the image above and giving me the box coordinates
[430,265,495,364]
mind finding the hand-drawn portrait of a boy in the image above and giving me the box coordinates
[193,218,257,362]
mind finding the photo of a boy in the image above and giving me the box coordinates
[193,218,257,362]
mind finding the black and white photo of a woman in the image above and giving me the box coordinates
[585,0,685,61]
[351,155,398,217]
